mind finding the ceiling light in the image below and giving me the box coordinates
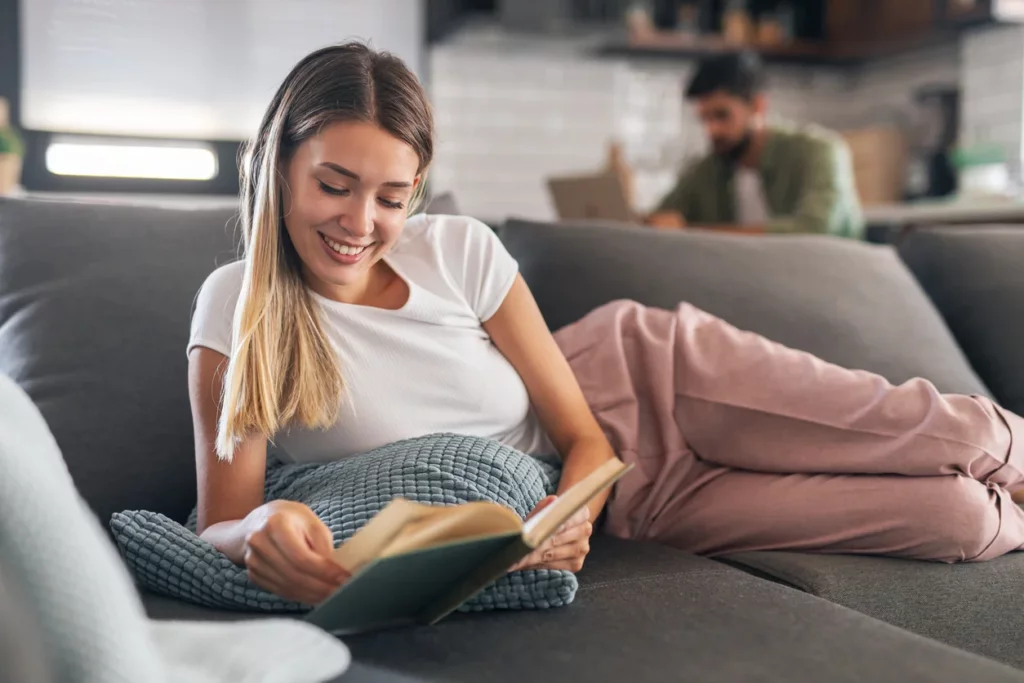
[45,139,218,180]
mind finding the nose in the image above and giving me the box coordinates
[340,196,375,238]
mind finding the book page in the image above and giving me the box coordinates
[381,502,522,557]
[331,499,432,573]
[521,459,631,548]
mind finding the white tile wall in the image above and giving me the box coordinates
[428,29,619,220]
[429,25,1016,221]
[959,25,1024,173]
[845,44,961,130]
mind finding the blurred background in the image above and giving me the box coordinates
[2,0,1023,234]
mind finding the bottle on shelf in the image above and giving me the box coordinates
[722,0,754,45]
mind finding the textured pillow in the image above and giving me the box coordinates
[899,227,1024,415]
[0,197,240,524]
[111,433,576,614]
[500,218,988,396]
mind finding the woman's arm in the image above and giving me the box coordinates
[189,347,267,556]
[188,347,347,602]
[483,275,619,523]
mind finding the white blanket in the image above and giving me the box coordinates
[0,373,350,683]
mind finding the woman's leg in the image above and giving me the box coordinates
[565,300,1024,488]
[642,465,1024,563]
[557,299,1024,557]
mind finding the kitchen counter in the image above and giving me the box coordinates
[864,197,1024,228]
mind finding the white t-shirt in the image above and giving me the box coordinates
[733,167,771,226]
[188,213,554,463]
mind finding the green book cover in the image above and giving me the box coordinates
[303,458,631,635]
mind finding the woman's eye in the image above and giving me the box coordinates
[379,198,404,210]
[318,181,348,196]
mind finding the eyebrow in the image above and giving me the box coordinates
[319,162,413,188]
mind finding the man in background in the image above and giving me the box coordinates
[646,52,864,238]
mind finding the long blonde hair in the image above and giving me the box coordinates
[216,43,434,460]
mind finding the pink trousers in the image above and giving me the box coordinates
[553,300,1024,563]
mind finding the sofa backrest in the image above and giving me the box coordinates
[899,226,1024,415]
[0,197,239,524]
[0,198,1000,525]
[501,218,989,397]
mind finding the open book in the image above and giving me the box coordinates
[304,458,631,635]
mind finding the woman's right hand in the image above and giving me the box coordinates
[242,500,351,605]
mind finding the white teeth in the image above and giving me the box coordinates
[322,233,367,256]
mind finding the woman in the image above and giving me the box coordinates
[188,42,1024,606]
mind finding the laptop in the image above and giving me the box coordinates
[547,172,640,223]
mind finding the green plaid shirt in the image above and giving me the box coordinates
[656,124,865,238]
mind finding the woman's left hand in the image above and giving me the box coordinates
[509,496,593,573]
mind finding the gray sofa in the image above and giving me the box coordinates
[2,196,1024,682]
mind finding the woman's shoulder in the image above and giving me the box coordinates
[195,260,246,308]
[395,213,516,320]
[396,212,500,260]
[189,260,244,358]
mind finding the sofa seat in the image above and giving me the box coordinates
[145,536,1024,683]
[721,550,1024,669]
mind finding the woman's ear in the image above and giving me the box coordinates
[279,170,294,219]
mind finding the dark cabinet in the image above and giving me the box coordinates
[601,0,1024,66]
[939,0,1024,24]
[826,0,938,48]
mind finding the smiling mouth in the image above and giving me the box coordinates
[319,231,372,256]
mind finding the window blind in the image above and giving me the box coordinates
[20,0,424,140]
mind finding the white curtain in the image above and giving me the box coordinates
[20,0,424,140]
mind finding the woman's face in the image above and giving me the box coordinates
[281,120,421,302]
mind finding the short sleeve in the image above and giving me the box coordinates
[187,261,244,358]
[431,215,519,321]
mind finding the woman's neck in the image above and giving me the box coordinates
[305,261,408,310]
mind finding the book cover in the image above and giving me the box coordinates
[304,458,631,635]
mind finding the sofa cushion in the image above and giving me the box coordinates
[0,197,239,524]
[141,535,717,621]
[147,536,1024,683]
[720,550,1024,670]
[898,226,1024,415]
[345,537,1024,683]
[501,218,988,395]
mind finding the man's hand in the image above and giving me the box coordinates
[644,211,686,229]
[509,496,593,573]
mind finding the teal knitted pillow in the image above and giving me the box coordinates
[111,434,578,613]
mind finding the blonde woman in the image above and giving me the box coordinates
[188,42,1024,606]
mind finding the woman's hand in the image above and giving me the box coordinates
[510,496,593,573]
[242,500,350,604]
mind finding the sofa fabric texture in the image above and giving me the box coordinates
[899,226,1024,416]
[0,198,239,524]
[502,218,988,397]
[721,550,1024,669]
[143,536,1024,683]
[345,537,1024,683]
